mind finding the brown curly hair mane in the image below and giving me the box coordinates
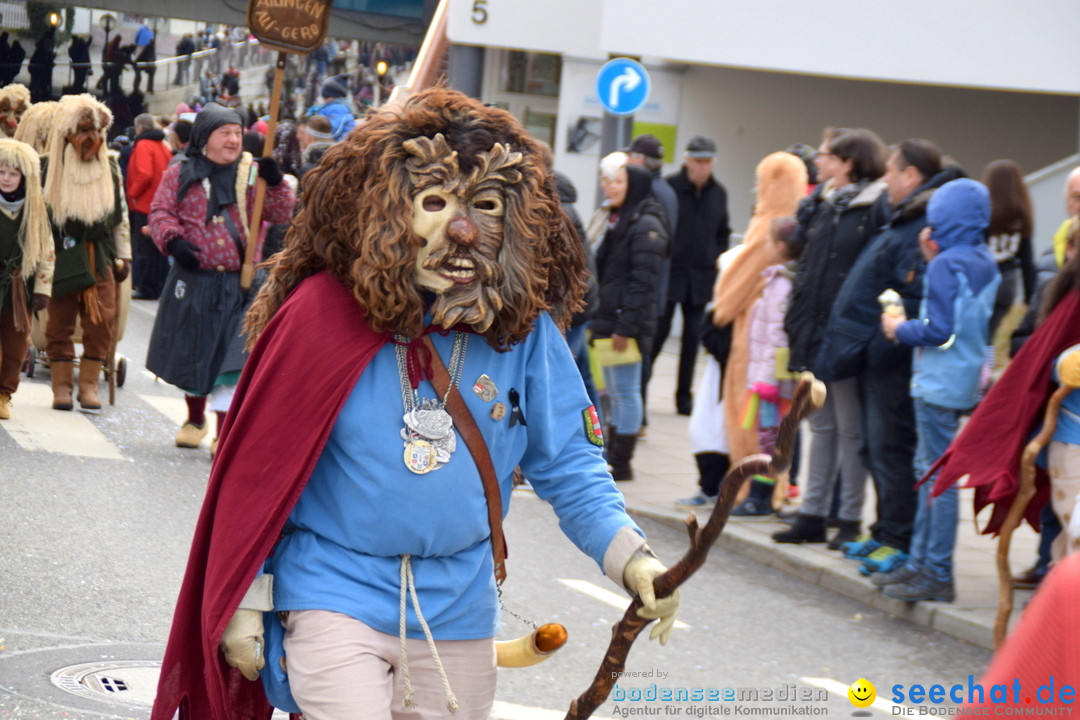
[245,87,586,350]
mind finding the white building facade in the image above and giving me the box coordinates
[448,0,1080,247]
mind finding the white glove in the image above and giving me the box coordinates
[219,574,273,681]
[220,609,266,681]
[622,551,680,645]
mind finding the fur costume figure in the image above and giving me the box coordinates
[713,152,807,464]
[14,99,58,154]
[0,137,54,418]
[151,88,679,720]
[0,83,30,137]
[41,93,131,413]
[43,94,117,227]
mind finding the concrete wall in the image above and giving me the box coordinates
[550,61,1079,246]
[452,0,1080,95]
[608,0,1080,94]
[675,65,1079,242]
[1026,154,1080,255]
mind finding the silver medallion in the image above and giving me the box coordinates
[406,403,454,439]
[395,332,469,474]
[404,439,438,474]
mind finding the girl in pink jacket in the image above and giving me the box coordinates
[732,217,801,515]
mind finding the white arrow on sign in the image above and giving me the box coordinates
[608,67,642,109]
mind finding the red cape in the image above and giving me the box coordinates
[151,272,389,720]
[928,289,1080,535]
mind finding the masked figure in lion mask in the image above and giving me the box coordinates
[151,88,681,720]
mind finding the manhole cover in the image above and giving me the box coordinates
[51,660,162,708]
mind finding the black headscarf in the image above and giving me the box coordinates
[609,164,654,241]
[178,102,245,221]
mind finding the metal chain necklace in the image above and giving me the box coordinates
[395,332,468,474]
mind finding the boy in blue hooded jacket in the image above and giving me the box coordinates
[877,178,1000,602]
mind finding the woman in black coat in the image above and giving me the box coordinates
[591,162,668,481]
[775,128,888,547]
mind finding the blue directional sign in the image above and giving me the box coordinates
[596,58,650,116]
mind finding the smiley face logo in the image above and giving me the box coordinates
[848,678,876,708]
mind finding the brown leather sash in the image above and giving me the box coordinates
[9,269,29,333]
[421,334,508,583]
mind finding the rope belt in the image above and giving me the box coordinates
[398,554,458,713]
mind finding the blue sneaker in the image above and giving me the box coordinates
[842,535,881,559]
[858,546,909,576]
[675,493,716,510]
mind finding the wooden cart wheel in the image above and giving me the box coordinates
[116,356,127,388]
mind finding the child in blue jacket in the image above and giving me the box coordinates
[878,178,1000,602]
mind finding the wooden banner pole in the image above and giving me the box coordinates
[241,50,286,291]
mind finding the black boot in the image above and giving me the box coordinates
[827,519,861,550]
[608,432,638,482]
[772,513,827,544]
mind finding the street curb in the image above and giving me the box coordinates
[628,506,995,651]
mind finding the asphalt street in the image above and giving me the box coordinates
[0,300,993,719]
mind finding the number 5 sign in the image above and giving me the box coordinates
[472,0,488,24]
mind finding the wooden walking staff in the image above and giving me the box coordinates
[565,373,827,720]
[242,0,333,290]
[993,383,1073,648]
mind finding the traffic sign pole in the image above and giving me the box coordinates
[600,113,633,167]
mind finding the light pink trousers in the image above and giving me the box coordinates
[283,610,497,720]
[1049,441,1080,561]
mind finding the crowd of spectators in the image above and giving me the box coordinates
[565,128,1077,606]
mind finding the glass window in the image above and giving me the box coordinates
[523,109,556,147]
[502,51,561,97]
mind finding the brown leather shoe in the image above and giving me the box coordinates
[1011,564,1044,590]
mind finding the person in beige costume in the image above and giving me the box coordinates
[14,100,58,154]
[0,83,30,138]
[713,152,807,467]
[42,94,131,413]
[0,137,53,419]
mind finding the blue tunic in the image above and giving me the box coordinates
[266,312,641,640]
